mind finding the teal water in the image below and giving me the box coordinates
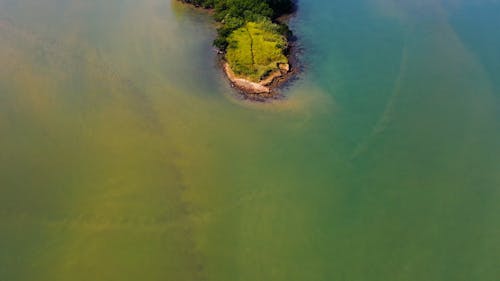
[1,0,499,280]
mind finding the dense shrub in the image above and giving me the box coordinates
[182,0,294,50]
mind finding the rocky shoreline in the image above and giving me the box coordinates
[223,61,292,94]
[220,42,299,100]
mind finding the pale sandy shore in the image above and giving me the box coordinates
[223,62,291,97]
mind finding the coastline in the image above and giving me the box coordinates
[220,41,300,100]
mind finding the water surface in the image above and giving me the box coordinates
[1,0,499,280]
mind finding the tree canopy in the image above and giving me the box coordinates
[182,0,295,49]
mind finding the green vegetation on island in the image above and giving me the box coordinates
[181,0,295,88]
[226,21,288,81]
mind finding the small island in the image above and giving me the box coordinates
[181,0,297,98]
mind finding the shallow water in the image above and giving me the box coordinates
[1,0,499,280]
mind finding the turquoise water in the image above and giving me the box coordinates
[0,0,499,280]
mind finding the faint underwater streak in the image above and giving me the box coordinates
[0,15,207,278]
[350,40,409,160]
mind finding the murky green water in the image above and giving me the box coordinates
[1,0,499,280]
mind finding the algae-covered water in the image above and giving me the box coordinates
[1,0,499,280]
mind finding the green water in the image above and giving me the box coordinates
[1,0,499,280]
